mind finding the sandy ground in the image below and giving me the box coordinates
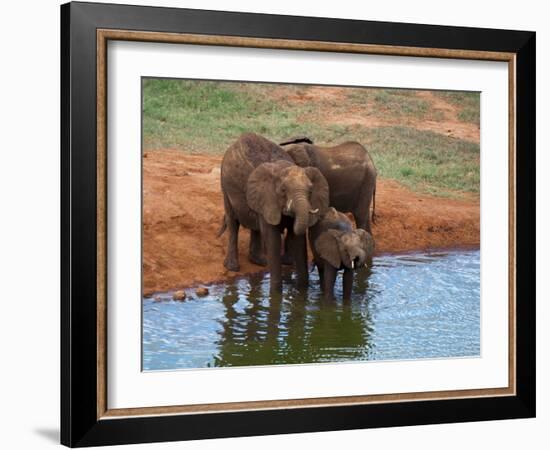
[271,87,480,143]
[142,150,479,296]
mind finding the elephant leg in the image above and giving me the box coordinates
[316,260,325,288]
[288,229,308,288]
[353,202,370,233]
[343,268,354,300]
[248,229,267,266]
[323,262,337,301]
[264,222,282,292]
[223,214,240,272]
[353,179,375,233]
[281,232,294,266]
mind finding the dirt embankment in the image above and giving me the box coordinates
[142,150,479,296]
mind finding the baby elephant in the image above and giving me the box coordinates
[310,208,374,300]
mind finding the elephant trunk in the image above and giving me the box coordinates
[292,192,310,236]
[347,246,366,269]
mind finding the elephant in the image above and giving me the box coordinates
[219,133,330,291]
[280,136,377,233]
[310,207,374,300]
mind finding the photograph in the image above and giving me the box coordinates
[141,78,481,371]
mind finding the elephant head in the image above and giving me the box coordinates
[280,137,320,168]
[315,228,374,270]
[246,160,329,235]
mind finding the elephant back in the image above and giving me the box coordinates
[222,133,291,187]
[229,132,291,169]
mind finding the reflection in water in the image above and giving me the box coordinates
[212,273,373,367]
[143,250,480,370]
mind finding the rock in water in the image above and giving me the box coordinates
[173,290,186,301]
[153,295,162,302]
[195,287,209,297]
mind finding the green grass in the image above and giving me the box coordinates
[434,91,480,125]
[143,79,480,195]
[296,86,441,123]
[359,127,480,194]
[142,79,325,153]
[362,88,430,118]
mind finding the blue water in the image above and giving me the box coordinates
[143,249,480,370]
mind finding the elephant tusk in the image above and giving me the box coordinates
[286,199,293,211]
[351,260,355,269]
[309,208,319,214]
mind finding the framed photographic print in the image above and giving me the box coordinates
[60,1,536,447]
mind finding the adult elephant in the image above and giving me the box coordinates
[219,133,329,291]
[280,137,377,233]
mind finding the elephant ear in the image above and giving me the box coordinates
[305,166,330,220]
[305,145,321,167]
[285,145,311,167]
[246,161,287,226]
[356,229,375,259]
[314,229,343,269]
[285,143,321,169]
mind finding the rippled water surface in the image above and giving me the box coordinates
[143,250,480,370]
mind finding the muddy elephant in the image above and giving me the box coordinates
[280,137,377,232]
[310,207,374,300]
[219,133,329,291]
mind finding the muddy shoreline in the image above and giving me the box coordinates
[146,245,481,298]
[143,150,479,296]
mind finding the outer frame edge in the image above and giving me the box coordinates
[61,2,536,447]
[514,31,536,419]
[63,2,102,447]
[60,2,72,447]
